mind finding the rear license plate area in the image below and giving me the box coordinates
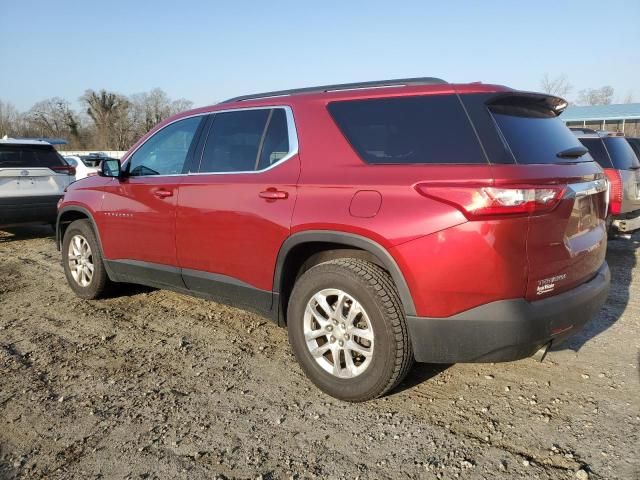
[566,195,597,237]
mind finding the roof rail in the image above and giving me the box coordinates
[220,77,447,104]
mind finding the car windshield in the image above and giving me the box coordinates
[80,156,105,167]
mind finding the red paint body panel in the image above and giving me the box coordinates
[60,175,110,221]
[99,176,182,265]
[175,155,300,291]
[391,219,529,317]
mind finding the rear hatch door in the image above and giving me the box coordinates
[0,144,71,197]
[485,94,608,300]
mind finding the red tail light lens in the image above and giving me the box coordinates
[603,168,622,215]
[415,184,565,219]
[50,165,76,176]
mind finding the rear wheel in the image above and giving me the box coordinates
[287,258,413,401]
[62,219,111,299]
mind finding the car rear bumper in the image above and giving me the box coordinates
[406,262,610,363]
[611,210,640,233]
[0,195,61,227]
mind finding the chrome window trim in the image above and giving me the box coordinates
[122,105,299,177]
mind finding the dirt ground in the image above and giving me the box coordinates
[0,226,638,480]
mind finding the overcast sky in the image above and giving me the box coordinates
[1,0,639,110]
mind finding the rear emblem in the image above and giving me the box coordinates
[20,170,29,176]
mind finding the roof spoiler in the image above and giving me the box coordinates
[487,92,568,117]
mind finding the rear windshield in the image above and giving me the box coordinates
[0,145,65,168]
[80,156,108,167]
[603,137,640,170]
[328,95,486,164]
[627,138,640,159]
[490,107,591,164]
[578,138,611,168]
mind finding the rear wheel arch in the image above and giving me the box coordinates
[274,231,416,325]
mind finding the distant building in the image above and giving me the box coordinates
[562,103,640,137]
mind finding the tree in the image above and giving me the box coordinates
[129,88,194,138]
[81,89,130,149]
[0,100,20,137]
[540,74,572,97]
[27,98,80,141]
[576,86,614,106]
[2,88,195,150]
[169,98,193,116]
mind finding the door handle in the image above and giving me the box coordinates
[259,189,288,200]
[153,189,173,198]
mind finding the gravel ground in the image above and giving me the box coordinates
[0,226,638,480]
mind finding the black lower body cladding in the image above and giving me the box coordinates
[0,195,61,227]
[406,263,611,363]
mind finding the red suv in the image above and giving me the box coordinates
[57,78,610,401]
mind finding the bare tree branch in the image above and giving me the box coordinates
[576,86,615,106]
[540,74,572,97]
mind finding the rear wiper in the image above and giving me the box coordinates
[557,146,589,159]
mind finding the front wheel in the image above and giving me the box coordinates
[62,219,111,299]
[287,258,413,401]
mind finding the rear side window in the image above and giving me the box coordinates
[199,108,292,173]
[603,137,640,170]
[0,145,65,168]
[579,138,612,168]
[489,101,590,164]
[327,96,486,164]
[257,109,290,170]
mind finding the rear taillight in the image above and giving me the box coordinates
[50,165,76,176]
[415,184,565,219]
[603,168,622,215]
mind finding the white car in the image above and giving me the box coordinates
[64,155,99,180]
[0,137,75,228]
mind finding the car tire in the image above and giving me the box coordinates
[62,219,111,299]
[287,258,413,402]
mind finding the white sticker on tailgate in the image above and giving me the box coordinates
[537,273,567,295]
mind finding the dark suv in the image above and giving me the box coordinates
[573,131,640,235]
[57,78,610,401]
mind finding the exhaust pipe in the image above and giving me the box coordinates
[533,342,551,362]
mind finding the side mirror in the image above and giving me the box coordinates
[99,158,122,178]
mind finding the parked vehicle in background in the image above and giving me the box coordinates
[0,137,75,228]
[57,78,610,401]
[64,155,99,180]
[626,137,640,159]
[574,131,640,236]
